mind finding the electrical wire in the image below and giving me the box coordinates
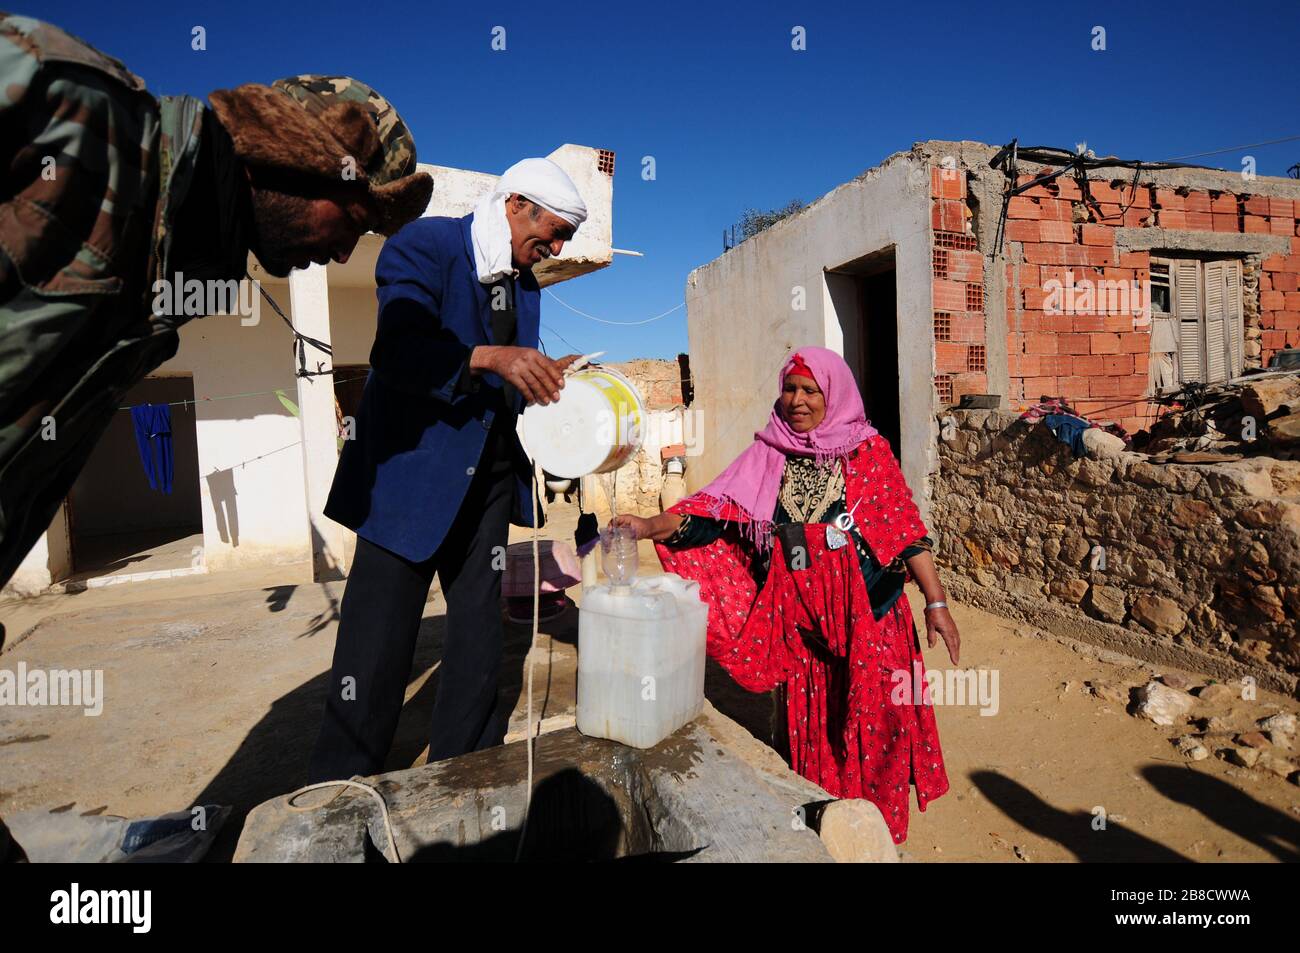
[1162,135,1300,163]
[990,139,1219,256]
[543,287,684,326]
[540,321,586,356]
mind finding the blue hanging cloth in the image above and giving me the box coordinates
[1043,412,1089,458]
[130,403,174,494]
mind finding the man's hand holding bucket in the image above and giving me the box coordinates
[470,347,580,406]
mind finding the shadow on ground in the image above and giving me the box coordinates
[971,771,1190,861]
[193,613,450,861]
[972,767,1300,862]
[1141,764,1300,862]
[193,596,578,861]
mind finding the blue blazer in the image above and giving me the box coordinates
[325,213,544,563]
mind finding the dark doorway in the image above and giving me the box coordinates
[828,248,901,460]
[857,267,901,458]
[67,376,203,577]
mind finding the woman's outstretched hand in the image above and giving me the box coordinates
[610,513,683,542]
[610,514,656,539]
[925,606,961,666]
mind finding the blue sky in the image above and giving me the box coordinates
[34,0,1300,361]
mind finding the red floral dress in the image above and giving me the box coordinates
[653,435,949,843]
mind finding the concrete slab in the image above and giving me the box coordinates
[233,717,845,863]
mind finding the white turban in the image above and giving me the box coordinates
[471,157,588,284]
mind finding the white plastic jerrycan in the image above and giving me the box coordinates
[577,573,708,749]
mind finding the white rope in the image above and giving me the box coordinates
[515,358,599,857]
[544,287,684,326]
[286,778,400,863]
[285,470,545,865]
[514,467,543,861]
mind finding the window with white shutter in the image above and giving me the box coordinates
[1199,259,1247,384]
[1172,259,1202,384]
[1203,260,1228,383]
[1161,256,1245,387]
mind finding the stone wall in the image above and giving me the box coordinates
[931,409,1300,693]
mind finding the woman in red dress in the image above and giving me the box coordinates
[613,346,960,843]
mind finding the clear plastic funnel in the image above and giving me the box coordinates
[600,525,639,588]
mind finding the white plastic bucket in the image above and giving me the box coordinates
[520,366,645,479]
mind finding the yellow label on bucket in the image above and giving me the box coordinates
[520,366,647,478]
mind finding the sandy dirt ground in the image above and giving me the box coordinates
[1,509,1297,862]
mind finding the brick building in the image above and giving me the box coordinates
[931,141,1300,436]
[683,139,1300,513]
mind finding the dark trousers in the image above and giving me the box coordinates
[307,454,515,783]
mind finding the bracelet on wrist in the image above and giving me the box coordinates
[924,600,948,612]
[662,514,690,544]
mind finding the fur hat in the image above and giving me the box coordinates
[208,81,432,236]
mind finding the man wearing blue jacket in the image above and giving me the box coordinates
[309,158,587,782]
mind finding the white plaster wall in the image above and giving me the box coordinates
[543,144,614,267]
[155,280,311,572]
[683,152,936,519]
[5,535,52,598]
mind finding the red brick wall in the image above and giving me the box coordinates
[1261,235,1300,353]
[930,167,987,405]
[930,163,1300,435]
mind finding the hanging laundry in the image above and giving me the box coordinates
[1043,412,1091,457]
[1019,396,1093,457]
[130,403,174,494]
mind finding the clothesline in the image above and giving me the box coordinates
[115,375,370,411]
[115,365,695,414]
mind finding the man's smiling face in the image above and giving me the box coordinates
[505,194,575,270]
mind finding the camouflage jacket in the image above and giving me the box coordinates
[0,13,237,588]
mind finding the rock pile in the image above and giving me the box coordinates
[1139,371,1300,459]
[1086,673,1298,783]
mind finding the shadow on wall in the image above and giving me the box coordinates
[205,468,240,546]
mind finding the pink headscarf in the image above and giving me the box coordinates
[688,346,878,548]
